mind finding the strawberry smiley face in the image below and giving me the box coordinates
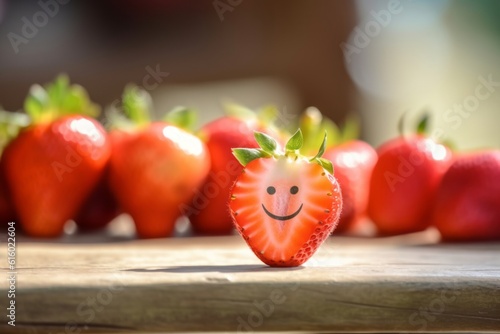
[262,184,303,221]
[229,129,343,267]
[230,146,342,266]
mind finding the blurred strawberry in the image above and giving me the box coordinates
[431,151,500,241]
[0,169,15,225]
[73,168,119,232]
[3,76,111,237]
[0,110,29,225]
[300,107,377,234]
[367,115,453,235]
[324,140,377,233]
[188,104,285,235]
[108,86,210,238]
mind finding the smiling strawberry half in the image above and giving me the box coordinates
[229,130,342,267]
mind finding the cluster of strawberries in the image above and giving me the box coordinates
[368,116,500,242]
[1,76,499,265]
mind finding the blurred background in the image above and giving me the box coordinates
[0,0,499,149]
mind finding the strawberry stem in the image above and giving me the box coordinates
[285,129,303,151]
[24,74,99,124]
[232,128,334,174]
[254,131,278,153]
[340,114,360,142]
[163,106,197,131]
[299,107,341,154]
[223,102,256,121]
[0,109,31,155]
[416,113,430,135]
[122,85,152,126]
[397,110,431,137]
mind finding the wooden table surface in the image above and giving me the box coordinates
[1,228,500,333]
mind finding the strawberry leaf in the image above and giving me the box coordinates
[104,107,133,131]
[340,114,360,142]
[300,107,341,154]
[321,118,341,147]
[310,131,327,160]
[257,105,279,125]
[24,84,49,120]
[164,106,197,131]
[0,110,30,155]
[417,113,430,135]
[232,148,270,166]
[285,129,303,151]
[122,85,152,126]
[223,102,255,120]
[254,131,277,153]
[47,75,68,108]
[24,75,99,123]
[299,107,322,154]
[314,157,334,174]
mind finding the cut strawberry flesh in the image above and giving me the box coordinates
[230,157,341,266]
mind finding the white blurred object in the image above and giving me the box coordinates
[346,0,452,101]
[346,24,450,101]
[344,1,452,145]
[346,0,500,150]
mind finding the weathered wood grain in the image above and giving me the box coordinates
[1,231,500,333]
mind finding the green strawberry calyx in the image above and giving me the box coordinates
[299,107,360,155]
[108,85,197,131]
[232,129,334,174]
[0,109,31,155]
[223,102,288,138]
[24,74,99,124]
[397,110,431,137]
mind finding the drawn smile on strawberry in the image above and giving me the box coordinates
[261,186,303,221]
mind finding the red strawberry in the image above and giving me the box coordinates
[0,173,16,224]
[323,140,377,233]
[188,104,284,235]
[367,134,452,235]
[3,76,110,237]
[74,169,119,231]
[431,151,500,241]
[230,130,342,267]
[0,110,30,225]
[108,86,210,238]
[187,117,258,235]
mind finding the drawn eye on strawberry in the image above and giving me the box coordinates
[229,129,343,267]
